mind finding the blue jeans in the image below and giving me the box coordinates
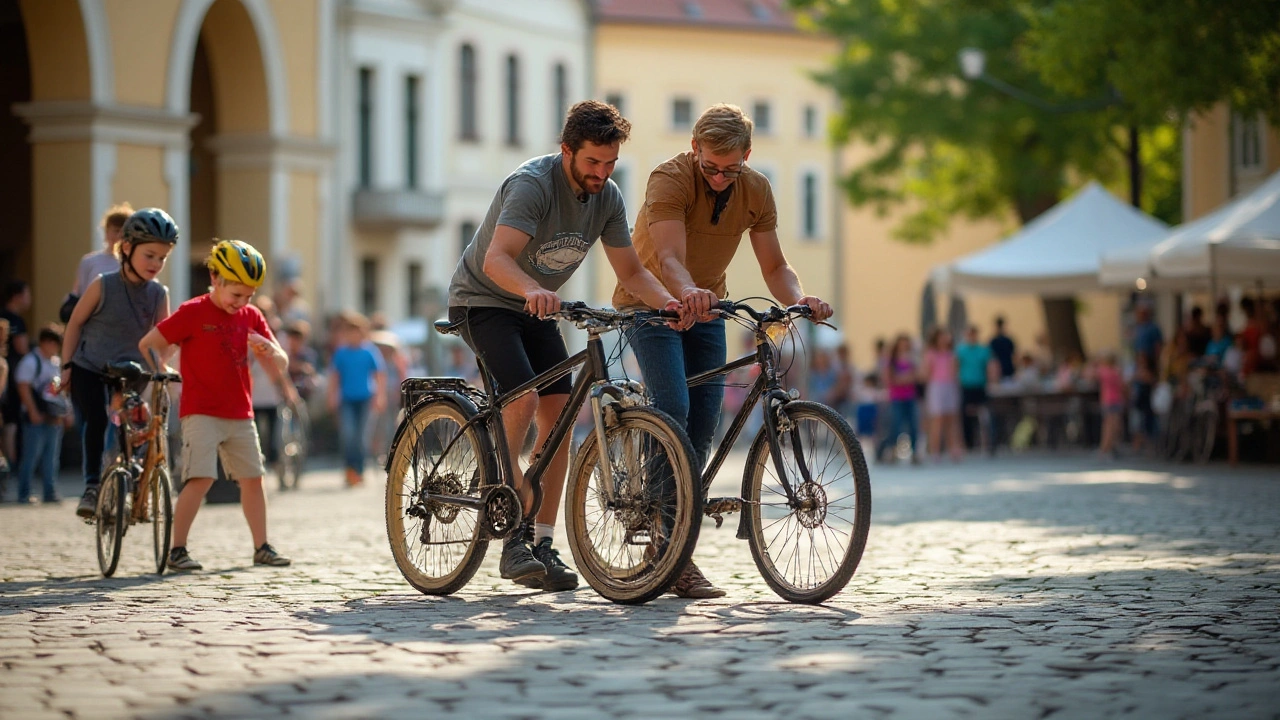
[877,399,918,459]
[630,318,727,472]
[339,399,370,473]
[17,421,63,501]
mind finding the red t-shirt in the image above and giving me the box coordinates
[157,295,274,419]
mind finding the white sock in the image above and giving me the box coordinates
[535,523,554,544]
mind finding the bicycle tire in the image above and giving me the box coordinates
[1191,407,1218,465]
[279,402,309,490]
[385,398,491,596]
[744,400,871,604]
[96,467,128,578]
[565,405,701,605]
[151,466,173,575]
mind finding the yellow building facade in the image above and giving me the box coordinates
[3,0,334,326]
[592,9,1121,365]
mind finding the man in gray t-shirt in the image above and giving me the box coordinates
[445,101,683,593]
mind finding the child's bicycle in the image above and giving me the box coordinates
[93,361,181,577]
[679,299,872,604]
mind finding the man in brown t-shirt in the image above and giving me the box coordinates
[616,104,833,599]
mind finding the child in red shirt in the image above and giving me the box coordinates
[139,239,292,571]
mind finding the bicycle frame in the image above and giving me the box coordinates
[108,376,175,522]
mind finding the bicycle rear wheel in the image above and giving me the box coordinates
[151,466,173,575]
[744,401,871,604]
[565,406,701,605]
[1190,406,1218,464]
[279,402,309,490]
[96,467,128,577]
[385,399,491,595]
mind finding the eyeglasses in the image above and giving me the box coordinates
[697,152,745,180]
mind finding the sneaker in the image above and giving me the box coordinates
[253,543,292,567]
[76,486,99,518]
[669,561,726,599]
[515,537,579,591]
[499,528,547,583]
[167,547,203,571]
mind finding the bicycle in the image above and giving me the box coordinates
[384,302,700,605]
[1161,364,1224,464]
[93,361,182,577]
[672,299,872,604]
[276,398,309,490]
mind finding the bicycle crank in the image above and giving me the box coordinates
[478,484,522,540]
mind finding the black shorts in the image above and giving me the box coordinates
[448,306,572,397]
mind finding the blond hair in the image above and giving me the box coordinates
[100,202,134,231]
[693,104,753,155]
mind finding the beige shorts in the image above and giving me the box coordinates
[180,415,265,482]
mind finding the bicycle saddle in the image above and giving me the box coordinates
[104,361,145,382]
[434,318,464,337]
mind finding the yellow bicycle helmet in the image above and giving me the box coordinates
[208,239,266,288]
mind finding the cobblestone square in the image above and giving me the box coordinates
[2,454,1278,719]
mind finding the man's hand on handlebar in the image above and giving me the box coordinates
[661,298,695,331]
[681,286,719,324]
[797,295,834,322]
[524,288,562,319]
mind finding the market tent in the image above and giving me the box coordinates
[943,182,1169,297]
[1097,242,1203,291]
[1149,168,1280,284]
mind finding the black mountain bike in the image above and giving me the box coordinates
[384,303,700,604]
[682,300,872,604]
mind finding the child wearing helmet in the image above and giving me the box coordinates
[138,238,292,571]
[61,207,177,518]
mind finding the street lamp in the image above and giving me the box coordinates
[958,47,1138,207]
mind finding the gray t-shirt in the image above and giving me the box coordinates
[448,153,631,311]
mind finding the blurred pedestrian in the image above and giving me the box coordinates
[877,334,919,464]
[1096,350,1126,459]
[923,328,963,461]
[831,343,856,420]
[282,320,319,401]
[1184,306,1211,359]
[1130,303,1163,453]
[250,297,286,486]
[989,315,1016,381]
[14,325,73,503]
[0,319,9,496]
[2,280,32,473]
[326,311,385,487]
[956,324,995,453]
[369,329,407,465]
[65,203,134,321]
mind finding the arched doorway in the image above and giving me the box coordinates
[187,35,217,297]
[0,0,32,283]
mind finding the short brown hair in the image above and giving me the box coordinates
[100,202,134,231]
[560,100,631,152]
[693,104,753,155]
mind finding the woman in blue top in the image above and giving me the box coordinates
[326,311,385,487]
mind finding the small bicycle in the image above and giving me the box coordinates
[678,299,872,604]
[384,303,700,604]
[94,361,182,577]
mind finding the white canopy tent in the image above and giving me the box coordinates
[940,182,1169,297]
[1149,168,1280,286]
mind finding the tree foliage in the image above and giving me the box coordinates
[790,0,1207,241]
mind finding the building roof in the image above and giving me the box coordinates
[593,0,799,32]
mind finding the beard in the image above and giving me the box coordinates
[570,154,607,197]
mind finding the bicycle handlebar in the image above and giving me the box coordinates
[715,299,814,325]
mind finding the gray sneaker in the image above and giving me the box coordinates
[515,537,579,591]
[499,528,546,583]
[253,543,292,567]
[76,486,98,519]
[167,547,203,571]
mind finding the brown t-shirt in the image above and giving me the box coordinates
[612,151,778,310]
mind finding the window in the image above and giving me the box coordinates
[460,221,478,257]
[505,54,521,146]
[408,262,423,317]
[803,104,818,139]
[357,67,374,188]
[751,101,772,134]
[611,165,628,208]
[459,44,478,141]
[553,63,568,141]
[360,257,378,315]
[672,97,693,130]
[405,75,420,189]
[1234,112,1264,173]
[604,92,624,115]
[802,172,819,239]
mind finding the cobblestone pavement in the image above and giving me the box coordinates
[1,452,1278,719]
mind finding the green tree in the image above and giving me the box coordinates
[791,0,1181,239]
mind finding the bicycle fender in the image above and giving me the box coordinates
[383,391,485,474]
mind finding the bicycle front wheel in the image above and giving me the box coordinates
[385,399,491,596]
[566,406,701,605]
[151,466,173,575]
[96,468,128,577]
[744,401,871,604]
[279,402,309,490]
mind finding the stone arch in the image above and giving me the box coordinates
[17,0,94,101]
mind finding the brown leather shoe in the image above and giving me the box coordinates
[670,561,726,599]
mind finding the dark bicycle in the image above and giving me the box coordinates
[384,302,700,605]
[678,299,872,604]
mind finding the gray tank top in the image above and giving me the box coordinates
[72,271,168,372]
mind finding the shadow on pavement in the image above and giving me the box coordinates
[0,574,168,616]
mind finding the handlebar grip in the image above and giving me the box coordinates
[654,309,680,319]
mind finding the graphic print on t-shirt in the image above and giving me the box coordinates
[531,232,589,275]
